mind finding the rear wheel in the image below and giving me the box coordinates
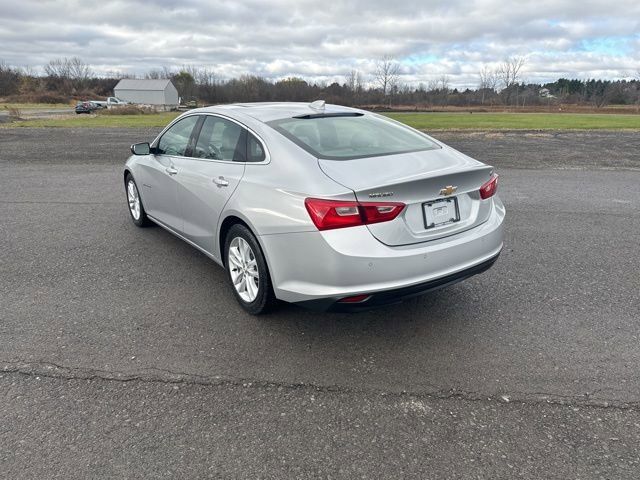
[224,224,277,315]
[125,174,152,227]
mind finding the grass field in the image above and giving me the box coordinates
[385,112,640,130]
[3,111,640,130]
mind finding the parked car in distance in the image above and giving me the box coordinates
[75,101,100,114]
[124,101,505,314]
[92,97,128,108]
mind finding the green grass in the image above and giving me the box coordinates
[384,112,640,130]
[3,110,640,130]
[6,112,180,128]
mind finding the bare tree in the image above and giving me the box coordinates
[0,60,22,96]
[421,79,440,106]
[20,64,36,77]
[498,56,525,89]
[146,66,174,79]
[44,58,70,79]
[344,69,362,92]
[44,57,91,91]
[478,66,498,105]
[438,75,450,92]
[67,57,92,89]
[374,55,400,96]
[426,79,439,92]
[344,69,363,105]
[497,56,526,105]
[145,69,163,79]
[437,75,450,106]
[194,67,217,87]
[194,67,219,103]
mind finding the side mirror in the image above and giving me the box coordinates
[131,142,150,155]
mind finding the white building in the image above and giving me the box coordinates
[539,88,556,99]
[113,79,179,108]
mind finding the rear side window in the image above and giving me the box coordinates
[157,116,199,156]
[246,133,266,162]
[267,114,439,160]
[192,116,244,161]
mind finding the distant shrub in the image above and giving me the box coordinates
[33,93,70,104]
[7,107,22,119]
[3,93,69,104]
[98,105,155,115]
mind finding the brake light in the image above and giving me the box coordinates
[479,173,499,199]
[304,198,405,231]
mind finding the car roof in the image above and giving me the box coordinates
[190,102,364,123]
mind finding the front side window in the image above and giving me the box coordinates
[192,116,244,161]
[157,116,199,156]
[267,114,439,160]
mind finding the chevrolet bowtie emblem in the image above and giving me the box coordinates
[439,185,458,196]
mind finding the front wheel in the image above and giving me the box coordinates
[224,224,277,315]
[125,174,152,227]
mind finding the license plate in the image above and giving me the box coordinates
[423,197,460,229]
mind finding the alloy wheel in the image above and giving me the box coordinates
[228,236,260,302]
[127,180,141,220]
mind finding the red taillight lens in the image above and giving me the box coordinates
[304,198,364,230]
[338,294,371,303]
[479,173,499,199]
[360,204,404,225]
[304,198,405,231]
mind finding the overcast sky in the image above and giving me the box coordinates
[1,0,638,88]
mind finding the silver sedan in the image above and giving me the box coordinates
[124,102,505,314]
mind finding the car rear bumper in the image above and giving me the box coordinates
[259,196,505,309]
[297,251,500,311]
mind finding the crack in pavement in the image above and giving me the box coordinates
[2,360,639,411]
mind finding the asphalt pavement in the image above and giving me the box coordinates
[1,128,639,478]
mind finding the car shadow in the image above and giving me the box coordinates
[141,219,493,348]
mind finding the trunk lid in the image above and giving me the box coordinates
[318,146,495,246]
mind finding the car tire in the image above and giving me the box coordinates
[224,224,278,315]
[125,173,152,227]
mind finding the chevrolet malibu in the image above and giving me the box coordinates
[124,101,504,314]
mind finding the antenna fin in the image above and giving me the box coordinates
[309,100,325,111]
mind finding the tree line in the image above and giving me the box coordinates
[1,56,639,109]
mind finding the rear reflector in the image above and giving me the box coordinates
[305,198,405,231]
[338,294,371,303]
[479,173,499,199]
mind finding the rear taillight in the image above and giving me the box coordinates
[479,173,499,199]
[304,198,405,231]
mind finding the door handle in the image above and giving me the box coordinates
[165,166,178,175]
[213,176,229,187]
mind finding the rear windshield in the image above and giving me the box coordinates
[267,114,440,160]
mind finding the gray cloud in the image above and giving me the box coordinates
[0,0,638,87]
